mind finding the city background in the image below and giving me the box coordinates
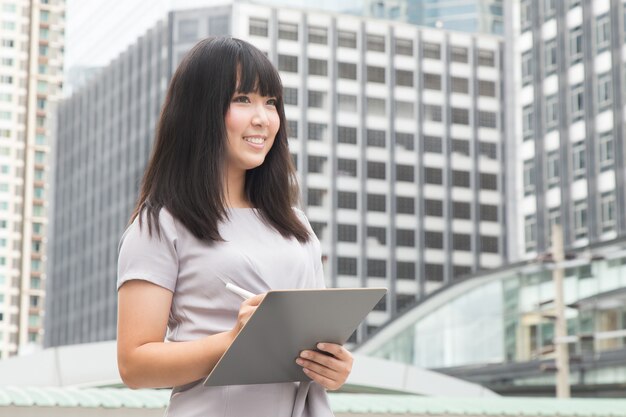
[1,0,626,415]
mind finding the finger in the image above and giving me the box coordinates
[302,367,341,391]
[299,350,343,371]
[316,343,352,361]
[244,293,266,307]
[297,357,340,379]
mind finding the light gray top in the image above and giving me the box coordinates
[117,207,334,417]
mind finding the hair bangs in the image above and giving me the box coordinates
[235,45,283,100]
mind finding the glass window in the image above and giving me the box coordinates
[574,199,587,239]
[395,38,413,56]
[396,196,414,214]
[367,259,386,277]
[337,191,357,209]
[249,18,268,37]
[337,126,357,144]
[453,202,471,219]
[367,66,385,83]
[338,62,357,80]
[366,129,385,147]
[396,229,415,247]
[520,0,532,30]
[453,233,471,251]
[425,167,443,185]
[424,136,442,153]
[423,73,441,90]
[367,194,386,212]
[544,39,557,76]
[308,58,327,76]
[572,141,586,179]
[396,133,414,151]
[452,170,470,188]
[307,90,325,108]
[366,161,386,179]
[480,173,497,190]
[424,105,442,122]
[480,204,498,222]
[523,159,535,196]
[178,19,198,42]
[395,100,414,119]
[284,87,297,106]
[601,191,616,232]
[425,232,443,249]
[397,262,415,280]
[422,42,441,59]
[337,158,357,177]
[451,77,468,94]
[367,34,385,52]
[278,55,298,72]
[338,30,357,48]
[478,80,496,97]
[396,164,414,182]
[545,94,558,131]
[478,49,495,67]
[307,188,325,206]
[367,227,386,245]
[544,0,556,19]
[599,131,614,170]
[308,26,327,44]
[395,70,413,87]
[570,26,583,64]
[596,14,610,52]
[338,94,357,112]
[451,108,469,125]
[278,22,298,41]
[307,155,326,173]
[366,97,385,116]
[523,105,534,140]
[450,46,468,63]
[425,199,443,217]
[547,150,560,187]
[452,139,470,156]
[338,224,357,242]
[478,111,497,128]
[525,214,537,251]
[522,50,533,85]
[338,257,357,275]
[480,236,499,253]
[597,72,612,111]
[571,83,584,121]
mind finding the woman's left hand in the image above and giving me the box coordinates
[296,343,353,390]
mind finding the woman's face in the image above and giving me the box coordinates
[224,90,280,175]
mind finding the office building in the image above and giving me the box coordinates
[516,0,626,260]
[0,0,65,358]
[48,1,506,346]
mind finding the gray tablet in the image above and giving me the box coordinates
[203,287,387,386]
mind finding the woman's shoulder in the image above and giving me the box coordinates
[125,205,180,243]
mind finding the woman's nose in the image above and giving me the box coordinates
[252,104,270,127]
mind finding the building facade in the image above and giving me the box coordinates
[516,0,626,260]
[356,238,626,396]
[0,0,65,358]
[47,1,506,346]
[363,0,504,35]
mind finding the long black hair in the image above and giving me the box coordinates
[131,37,310,243]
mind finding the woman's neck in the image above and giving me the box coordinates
[225,167,251,208]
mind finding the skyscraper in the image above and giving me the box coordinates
[47,1,506,347]
[0,0,65,358]
[515,0,626,259]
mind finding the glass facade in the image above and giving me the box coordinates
[366,247,626,371]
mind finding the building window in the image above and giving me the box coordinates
[425,199,443,217]
[367,34,385,52]
[395,101,414,119]
[308,189,325,206]
[523,105,534,140]
[547,150,560,188]
[395,38,413,56]
[338,62,357,80]
[574,199,587,240]
[478,80,496,97]
[548,207,560,245]
[308,123,327,141]
[572,141,586,179]
[478,111,497,128]
[367,227,386,245]
[424,105,442,122]
[545,94,558,131]
[367,161,386,180]
[596,14,610,52]
[525,214,537,251]
[367,97,386,116]
[367,66,385,83]
[307,155,327,173]
[310,221,326,240]
[480,173,497,190]
[366,129,385,147]
[423,73,441,90]
[480,236,499,253]
[479,142,497,159]
[395,70,413,87]
[597,72,612,111]
[338,257,357,275]
[452,170,470,188]
[522,51,533,85]
[451,108,469,125]
[396,164,414,182]
[453,233,471,251]
[397,262,415,279]
[367,259,386,278]
[338,30,357,48]
[338,191,357,209]
[452,139,470,156]
[425,167,443,185]
[520,0,532,29]
[425,231,443,249]
[544,39,557,76]
[544,0,556,19]
[367,193,386,212]
[451,77,469,94]
[278,55,298,72]
[338,94,357,112]
[287,120,298,138]
[396,229,415,247]
[422,42,441,59]
[396,133,414,151]
[308,26,328,44]
[337,126,357,144]
[278,22,298,41]
[337,158,357,177]
[308,90,326,108]
[523,159,535,196]
[450,46,468,63]
[425,263,444,281]
[249,18,268,37]
[571,83,585,122]
[178,19,198,42]
[284,87,298,106]
[338,224,357,242]
[396,196,414,214]
[453,201,471,219]
[309,58,328,76]
[599,131,614,170]
[424,136,442,153]
[601,191,616,232]
[570,26,583,64]
[478,49,495,67]
[480,204,498,222]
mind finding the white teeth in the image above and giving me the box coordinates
[244,137,265,144]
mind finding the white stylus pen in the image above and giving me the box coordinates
[225,282,256,300]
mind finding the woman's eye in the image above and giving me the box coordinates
[266,98,278,106]
[233,96,250,103]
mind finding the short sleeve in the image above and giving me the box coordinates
[117,208,179,292]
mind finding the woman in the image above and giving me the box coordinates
[116,37,352,416]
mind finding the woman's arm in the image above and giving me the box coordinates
[117,279,263,389]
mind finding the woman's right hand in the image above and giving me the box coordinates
[230,293,266,338]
